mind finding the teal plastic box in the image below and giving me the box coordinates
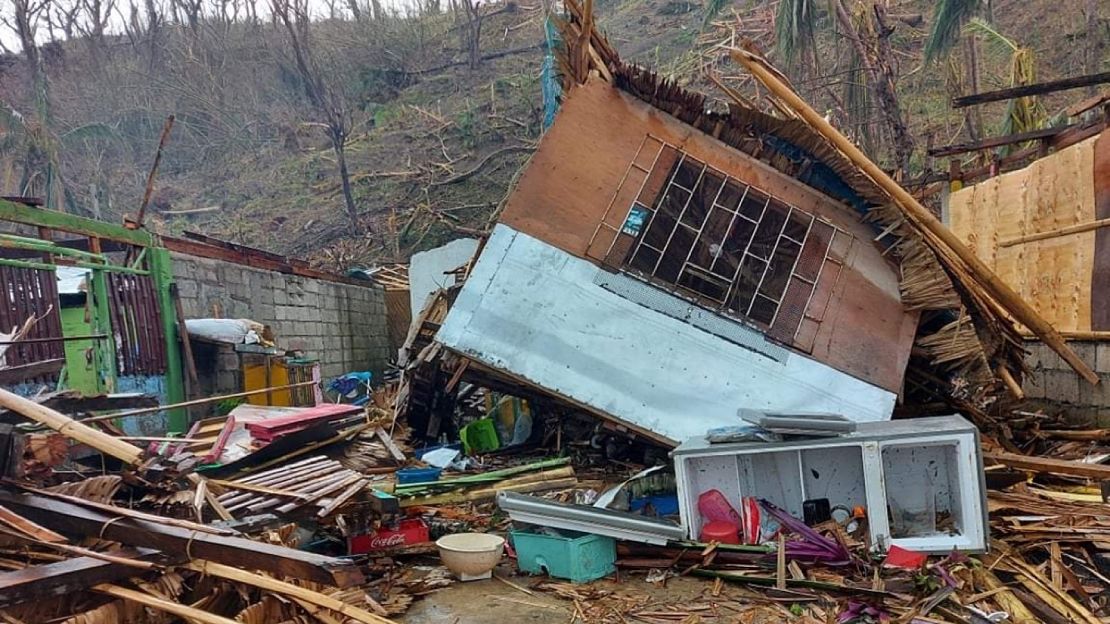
[510,529,616,583]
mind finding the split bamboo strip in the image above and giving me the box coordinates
[79,380,320,423]
[972,566,1040,624]
[399,477,578,507]
[94,583,238,624]
[316,479,368,518]
[0,388,144,464]
[185,474,234,522]
[208,479,312,500]
[998,217,1110,247]
[276,473,363,514]
[184,560,396,624]
[728,48,1099,385]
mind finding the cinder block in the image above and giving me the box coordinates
[1042,370,1080,404]
[1024,341,1065,371]
[1078,372,1110,407]
[1096,344,1110,373]
[1070,342,1097,370]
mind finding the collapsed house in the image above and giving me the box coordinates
[423,4,1093,446]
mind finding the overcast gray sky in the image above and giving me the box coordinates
[0,0,426,50]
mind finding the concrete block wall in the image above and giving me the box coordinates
[1022,339,1110,425]
[170,252,391,387]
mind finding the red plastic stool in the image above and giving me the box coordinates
[699,520,740,544]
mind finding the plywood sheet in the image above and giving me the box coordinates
[949,135,1099,332]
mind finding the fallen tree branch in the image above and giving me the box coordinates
[430,145,535,186]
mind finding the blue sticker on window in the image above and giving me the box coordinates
[622,205,649,236]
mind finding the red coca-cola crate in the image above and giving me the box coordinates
[348,518,431,554]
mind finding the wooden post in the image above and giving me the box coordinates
[729,48,1100,386]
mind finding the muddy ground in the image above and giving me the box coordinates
[400,563,787,623]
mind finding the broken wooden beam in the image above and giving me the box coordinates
[0,359,66,385]
[984,451,1110,479]
[927,125,1071,158]
[0,490,364,588]
[953,71,1110,107]
[0,548,167,608]
[0,388,144,465]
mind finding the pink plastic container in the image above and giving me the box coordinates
[697,489,741,524]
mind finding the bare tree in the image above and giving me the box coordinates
[832,0,914,176]
[170,0,202,32]
[460,0,481,68]
[270,0,364,231]
[1085,0,1103,96]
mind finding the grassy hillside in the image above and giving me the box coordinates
[0,0,1104,270]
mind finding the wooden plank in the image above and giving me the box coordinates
[0,503,66,542]
[373,426,406,462]
[0,548,167,608]
[0,490,364,588]
[928,126,1071,157]
[0,199,153,246]
[984,451,1110,479]
[953,71,1110,107]
[0,358,65,385]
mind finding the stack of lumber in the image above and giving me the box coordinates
[213,455,371,519]
[246,403,364,443]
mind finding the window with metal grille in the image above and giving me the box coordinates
[588,137,849,348]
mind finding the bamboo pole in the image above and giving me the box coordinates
[79,380,321,423]
[0,388,143,465]
[184,560,396,624]
[998,218,1110,247]
[728,48,1100,386]
[94,582,238,624]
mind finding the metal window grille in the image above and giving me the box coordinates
[590,137,849,346]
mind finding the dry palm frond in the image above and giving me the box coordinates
[965,18,1046,149]
[46,475,122,503]
[236,595,311,624]
[58,600,148,624]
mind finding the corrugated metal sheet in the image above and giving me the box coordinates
[437,225,895,444]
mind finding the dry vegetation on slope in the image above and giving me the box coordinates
[0,0,1104,270]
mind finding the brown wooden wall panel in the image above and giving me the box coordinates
[1093,129,1110,329]
[106,273,166,376]
[500,79,915,394]
[0,266,64,385]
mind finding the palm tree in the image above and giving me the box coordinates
[774,0,817,67]
[964,18,1046,152]
[924,0,981,63]
[924,0,986,141]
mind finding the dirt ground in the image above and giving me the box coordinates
[400,563,764,623]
